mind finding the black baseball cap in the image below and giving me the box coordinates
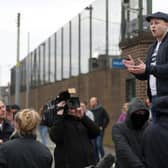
[146,12,168,22]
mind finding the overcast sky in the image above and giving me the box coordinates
[0,0,167,86]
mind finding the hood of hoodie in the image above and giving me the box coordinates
[126,98,149,129]
[152,95,168,118]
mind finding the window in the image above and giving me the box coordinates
[126,78,135,101]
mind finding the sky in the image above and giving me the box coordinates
[0,0,95,86]
[0,0,167,86]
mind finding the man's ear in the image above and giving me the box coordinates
[165,22,168,29]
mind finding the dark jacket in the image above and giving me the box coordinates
[0,134,52,168]
[91,105,109,130]
[112,98,149,168]
[143,95,168,168]
[134,32,168,101]
[0,119,14,142]
[49,114,100,168]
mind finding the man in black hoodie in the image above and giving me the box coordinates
[112,98,149,168]
[143,95,168,168]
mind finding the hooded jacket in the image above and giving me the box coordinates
[143,95,168,168]
[112,98,149,168]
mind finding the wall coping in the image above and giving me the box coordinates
[119,31,155,49]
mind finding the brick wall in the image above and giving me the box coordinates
[10,69,128,145]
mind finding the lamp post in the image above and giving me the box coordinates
[69,21,72,77]
[85,5,93,72]
[78,13,81,75]
[15,13,21,105]
[26,32,30,108]
[106,0,109,57]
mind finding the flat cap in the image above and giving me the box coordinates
[146,11,168,22]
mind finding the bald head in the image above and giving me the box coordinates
[90,97,99,108]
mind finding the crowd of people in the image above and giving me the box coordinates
[0,11,168,168]
[0,95,110,168]
[113,11,168,168]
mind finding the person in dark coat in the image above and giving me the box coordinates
[49,101,100,168]
[90,97,109,161]
[112,98,149,168]
[0,108,52,168]
[143,95,168,168]
[123,11,168,122]
[0,100,14,144]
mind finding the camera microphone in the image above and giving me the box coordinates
[96,153,115,168]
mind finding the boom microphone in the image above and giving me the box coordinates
[96,153,115,168]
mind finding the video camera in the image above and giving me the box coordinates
[41,88,80,127]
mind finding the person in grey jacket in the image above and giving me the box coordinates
[112,98,149,168]
[123,11,168,122]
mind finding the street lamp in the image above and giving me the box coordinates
[85,5,93,72]
[15,13,21,105]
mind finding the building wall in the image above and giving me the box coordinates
[10,68,128,146]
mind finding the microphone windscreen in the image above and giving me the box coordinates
[96,153,115,168]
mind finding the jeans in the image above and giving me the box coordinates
[39,125,48,146]
[95,131,105,161]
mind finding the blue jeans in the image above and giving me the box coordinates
[39,125,48,146]
[95,131,105,161]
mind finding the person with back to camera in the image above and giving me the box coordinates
[0,108,52,168]
[49,91,100,168]
[143,95,168,168]
[112,98,149,168]
[123,11,168,123]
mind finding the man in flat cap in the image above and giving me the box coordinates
[123,11,168,123]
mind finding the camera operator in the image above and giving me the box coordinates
[49,92,100,168]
